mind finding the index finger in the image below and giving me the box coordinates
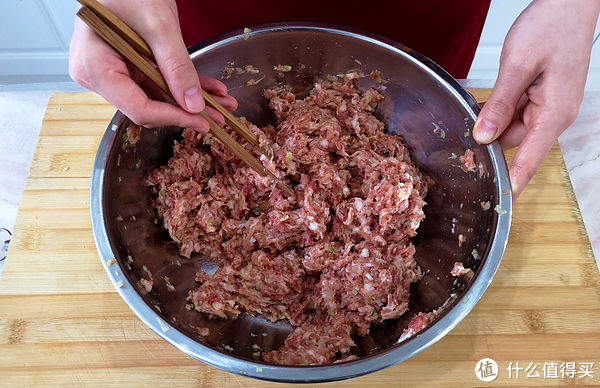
[96,64,211,131]
[508,125,556,199]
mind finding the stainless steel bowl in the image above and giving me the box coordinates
[90,23,512,382]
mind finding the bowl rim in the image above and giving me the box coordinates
[90,22,512,383]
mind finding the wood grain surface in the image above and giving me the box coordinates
[1,91,599,387]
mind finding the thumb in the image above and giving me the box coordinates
[474,60,538,144]
[146,25,205,114]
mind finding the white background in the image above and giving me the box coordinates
[0,1,76,83]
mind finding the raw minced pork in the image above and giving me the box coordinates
[147,73,431,365]
[459,148,476,173]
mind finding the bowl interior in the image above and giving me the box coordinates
[100,25,502,368]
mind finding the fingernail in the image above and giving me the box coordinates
[473,118,497,143]
[184,87,205,113]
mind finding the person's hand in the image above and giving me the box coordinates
[69,0,237,132]
[473,0,600,198]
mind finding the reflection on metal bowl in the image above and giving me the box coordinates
[90,23,511,382]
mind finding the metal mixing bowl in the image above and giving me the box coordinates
[90,23,512,382]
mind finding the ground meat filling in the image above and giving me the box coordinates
[147,74,430,365]
[459,148,476,173]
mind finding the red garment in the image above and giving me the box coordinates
[176,1,491,79]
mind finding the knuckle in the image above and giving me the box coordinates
[511,159,525,174]
[511,159,534,185]
[70,60,111,91]
[542,100,581,129]
[484,99,514,119]
[126,111,150,128]
[162,56,192,78]
[146,3,177,31]
[500,51,536,75]
[68,68,82,85]
[68,60,86,86]
[561,101,581,125]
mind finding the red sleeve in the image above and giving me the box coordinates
[176,0,490,79]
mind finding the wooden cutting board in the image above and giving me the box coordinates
[1,91,599,387]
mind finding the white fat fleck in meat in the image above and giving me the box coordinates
[353,198,364,212]
[149,76,430,366]
[350,115,361,133]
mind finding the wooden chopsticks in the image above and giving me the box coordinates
[77,0,267,154]
[76,0,293,199]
